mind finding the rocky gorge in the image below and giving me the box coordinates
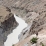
[0,0,46,46]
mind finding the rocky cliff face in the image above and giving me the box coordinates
[0,5,18,46]
[5,0,46,46]
[0,0,46,24]
[8,0,46,40]
[0,0,46,46]
[18,11,46,40]
[14,12,46,46]
[11,0,46,24]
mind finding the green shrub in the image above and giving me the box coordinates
[40,42,44,46]
[30,37,38,44]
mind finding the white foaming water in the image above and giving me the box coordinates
[4,14,28,46]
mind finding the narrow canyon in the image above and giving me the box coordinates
[0,0,46,46]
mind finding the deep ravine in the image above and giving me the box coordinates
[4,14,28,46]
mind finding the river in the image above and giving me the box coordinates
[4,14,28,46]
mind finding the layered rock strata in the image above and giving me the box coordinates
[0,0,46,24]
[0,0,46,46]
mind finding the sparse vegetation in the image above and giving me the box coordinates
[30,37,38,44]
[40,42,44,46]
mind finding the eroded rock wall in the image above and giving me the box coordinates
[10,0,46,24]
[11,0,46,40]
[0,0,46,46]
[0,0,46,24]
[18,11,46,41]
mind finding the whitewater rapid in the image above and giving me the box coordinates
[4,14,28,46]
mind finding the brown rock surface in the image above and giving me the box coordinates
[11,0,46,24]
[11,0,46,46]
[0,0,46,24]
[0,0,46,46]
[14,29,46,46]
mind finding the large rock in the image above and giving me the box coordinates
[0,5,18,46]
